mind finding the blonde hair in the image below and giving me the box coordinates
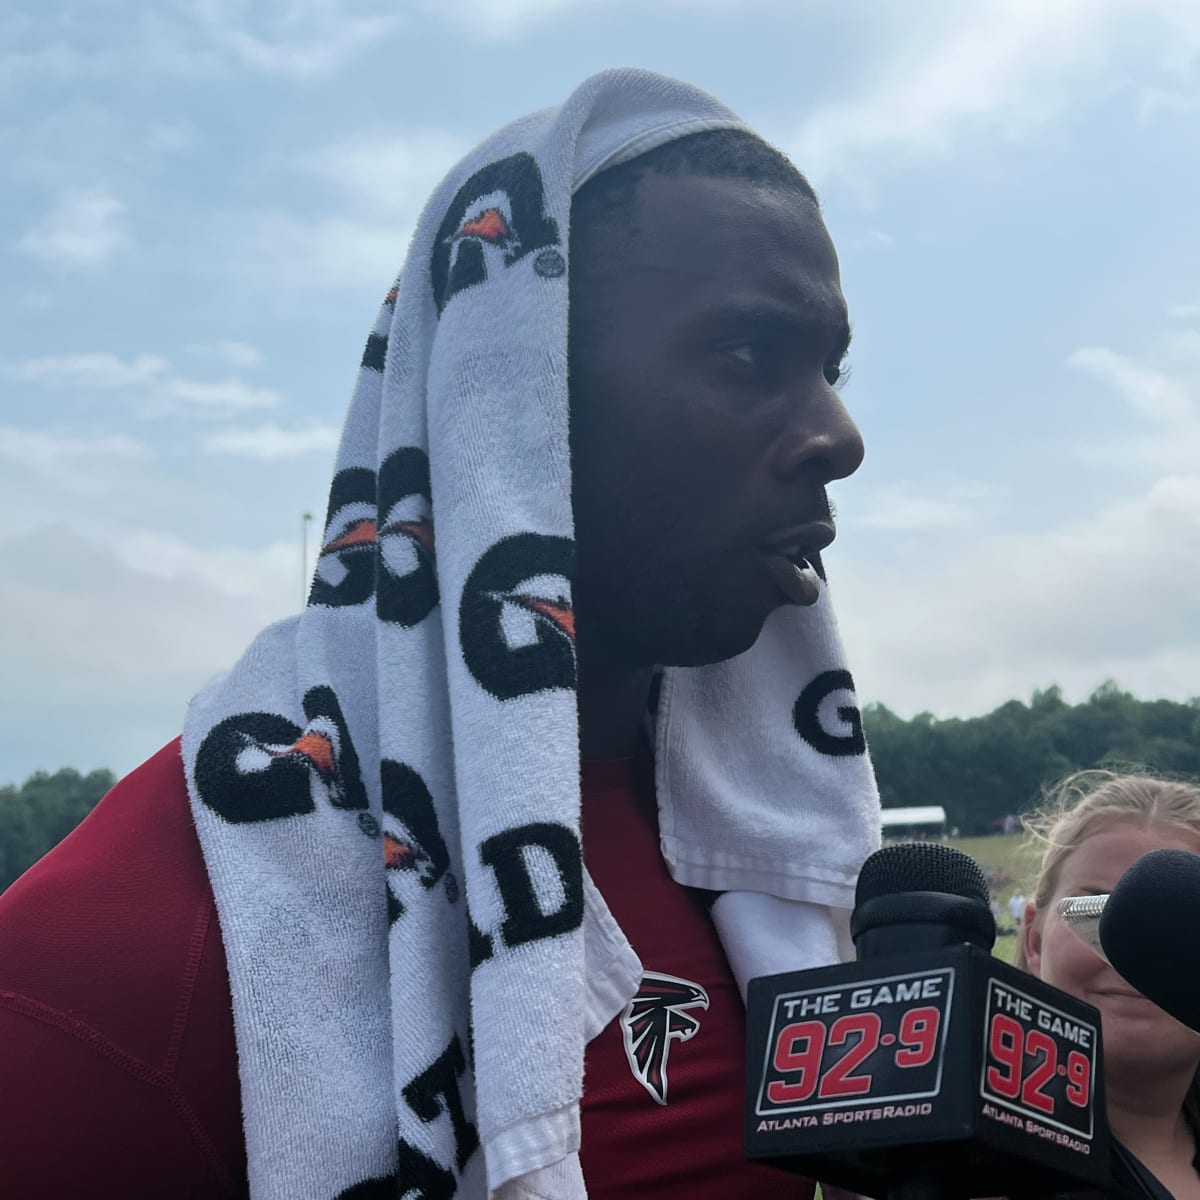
[1016,768,1200,967]
[1014,767,1200,1123]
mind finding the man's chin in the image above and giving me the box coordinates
[655,615,765,669]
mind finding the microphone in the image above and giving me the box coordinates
[745,843,1111,1199]
[1059,848,1200,1034]
[851,841,997,957]
[1056,895,1109,961]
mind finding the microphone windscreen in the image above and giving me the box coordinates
[1100,847,1200,1034]
[855,842,991,907]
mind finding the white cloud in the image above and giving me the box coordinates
[175,0,404,78]
[17,352,168,389]
[0,2,402,86]
[424,0,744,37]
[0,427,156,503]
[1165,330,1200,363]
[0,524,299,781]
[1068,339,1200,473]
[186,340,264,369]
[17,190,130,266]
[836,471,1200,718]
[1077,422,1200,476]
[302,130,468,216]
[12,351,282,414]
[787,0,1200,185]
[111,526,299,601]
[1068,345,1193,422]
[204,127,469,301]
[203,422,340,459]
[208,210,414,295]
[424,0,577,31]
[838,331,1200,717]
[158,376,281,411]
[854,482,1001,532]
[2,108,195,240]
[0,427,152,472]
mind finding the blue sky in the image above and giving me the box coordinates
[3,0,1199,784]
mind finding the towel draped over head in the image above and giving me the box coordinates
[182,67,880,1199]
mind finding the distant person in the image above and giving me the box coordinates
[1017,770,1200,1199]
[0,70,880,1198]
[1007,891,1025,924]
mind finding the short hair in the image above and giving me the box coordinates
[570,128,818,257]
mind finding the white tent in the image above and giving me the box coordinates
[880,805,947,832]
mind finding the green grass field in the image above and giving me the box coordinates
[944,833,1035,963]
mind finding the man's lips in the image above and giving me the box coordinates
[760,522,836,607]
[761,520,837,562]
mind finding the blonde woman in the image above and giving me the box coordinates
[1018,770,1200,1199]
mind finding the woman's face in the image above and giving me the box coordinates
[1024,822,1200,1083]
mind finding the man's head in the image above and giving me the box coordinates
[567,130,864,669]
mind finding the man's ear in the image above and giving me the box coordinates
[1022,900,1043,976]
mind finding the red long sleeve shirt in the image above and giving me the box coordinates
[0,740,246,1198]
[0,741,810,1199]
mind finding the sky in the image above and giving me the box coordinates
[3,0,1199,785]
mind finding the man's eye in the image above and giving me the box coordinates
[727,343,761,369]
[825,358,851,389]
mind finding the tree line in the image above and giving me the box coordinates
[1,767,116,892]
[866,681,1200,835]
[2,681,1198,890]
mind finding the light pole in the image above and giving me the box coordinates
[300,511,314,610]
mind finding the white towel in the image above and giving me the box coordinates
[182,67,881,1200]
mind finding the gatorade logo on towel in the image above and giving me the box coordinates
[458,533,575,701]
[431,152,563,314]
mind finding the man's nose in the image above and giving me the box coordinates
[770,382,865,483]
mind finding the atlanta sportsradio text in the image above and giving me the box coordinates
[756,1102,934,1132]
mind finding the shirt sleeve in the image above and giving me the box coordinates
[0,996,239,1199]
[0,740,246,1199]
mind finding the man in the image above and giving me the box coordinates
[0,70,877,1198]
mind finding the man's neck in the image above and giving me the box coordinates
[575,638,655,761]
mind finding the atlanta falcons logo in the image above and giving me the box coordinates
[621,972,710,1106]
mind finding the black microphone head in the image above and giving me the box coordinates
[1099,847,1200,1034]
[852,842,996,956]
[856,842,991,908]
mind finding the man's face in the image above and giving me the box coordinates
[568,170,864,668]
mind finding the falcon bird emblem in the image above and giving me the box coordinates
[620,972,710,1105]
